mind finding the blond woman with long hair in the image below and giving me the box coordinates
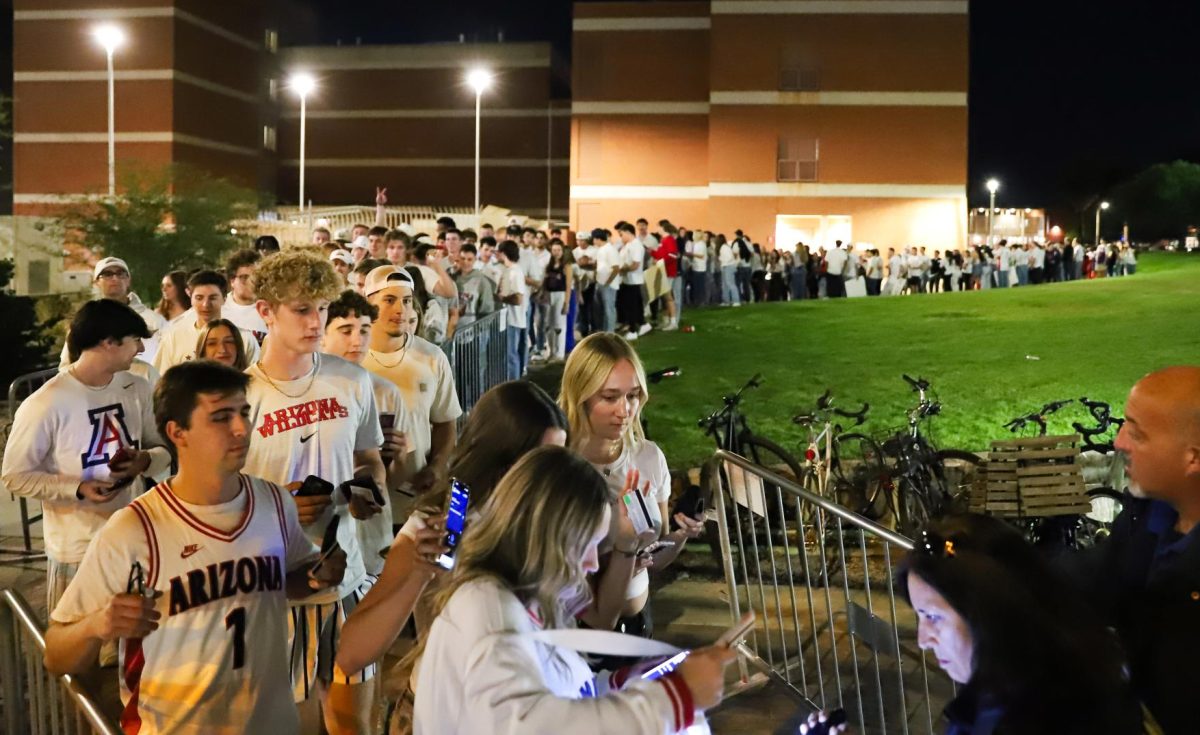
[559,333,704,655]
[413,446,734,734]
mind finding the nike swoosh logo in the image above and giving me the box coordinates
[300,433,316,443]
[181,544,202,559]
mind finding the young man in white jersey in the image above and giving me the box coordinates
[363,265,463,509]
[154,270,261,373]
[3,299,172,611]
[223,249,269,344]
[323,289,412,568]
[243,249,388,734]
[45,361,346,734]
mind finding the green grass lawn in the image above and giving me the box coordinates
[634,252,1200,470]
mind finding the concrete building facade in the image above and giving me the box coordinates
[569,0,969,252]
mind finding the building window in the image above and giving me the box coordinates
[264,29,278,53]
[777,138,819,182]
[779,66,821,92]
[263,125,277,151]
[268,78,278,102]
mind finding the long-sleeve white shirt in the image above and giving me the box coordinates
[414,578,701,735]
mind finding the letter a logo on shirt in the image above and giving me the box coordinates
[80,404,136,468]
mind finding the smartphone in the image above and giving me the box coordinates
[641,650,690,681]
[107,446,138,491]
[671,486,705,524]
[802,709,847,735]
[379,413,396,430]
[717,611,757,648]
[294,475,334,498]
[638,540,676,559]
[309,515,341,578]
[340,477,386,507]
[435,479,470,570]
[622,489,654,536]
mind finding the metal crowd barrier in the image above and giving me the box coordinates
[707,450,954,734]
[4,368,58,560]
[0,589,120,735]
[440,311,508,429]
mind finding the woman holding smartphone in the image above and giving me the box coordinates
[336,381,576,732]
[559,333,705,648]
[414,445,735,734]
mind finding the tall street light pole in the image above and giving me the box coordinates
[93,24,125,198]
[1095,200,1110,247]
[288,73,316,216]
[986,178,1000,247]
[466,68,493,218]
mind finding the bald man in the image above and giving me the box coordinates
[1068,366,1200,734]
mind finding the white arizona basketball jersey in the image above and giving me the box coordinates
[53,475,316,734]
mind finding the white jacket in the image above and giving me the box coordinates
[414,578,701,735]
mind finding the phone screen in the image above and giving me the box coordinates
[641,651,689,681]
[436,479,470,570]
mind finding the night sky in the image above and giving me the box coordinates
[3,0,1197,226]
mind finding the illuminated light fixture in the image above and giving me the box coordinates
[93,24,125,53]
[985,178,1000,194]
[466,67,493,95]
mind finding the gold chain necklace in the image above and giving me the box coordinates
[256,354,319,398]
[369,334,411,369]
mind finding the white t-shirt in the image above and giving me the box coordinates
[414,578,697,735]
[823,247,848,277]
[51,476,314,735]
[222,299,269,344]
[153,317,261,374]
[1032,247,1046,268]
[365,336,463,506]
[996,246,1011,270]
[242,354,382,603]
[905,254,924,276]
[866,255,883,279]
[497,263,528,329]
[685,240,708,271]
[591,441,671,601]
[717,243,736,268]
[621,240,645,286]
[595,242,621,289]
[888,255,905,278]
[0,369,170,563]
[573,245,597,285]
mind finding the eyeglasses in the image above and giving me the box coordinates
[97,270,129,280]
[917,529,957,558]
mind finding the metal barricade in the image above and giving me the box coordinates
[440,312,508,429]
[708,450,954,734]
[4,367,58,559]
[0,589,120,735]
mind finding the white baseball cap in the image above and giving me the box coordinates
[93,257,130,279]
[363,265,415,297]
[351,235,370,252]
[329,249,354,266]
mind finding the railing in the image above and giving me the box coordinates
[0,589,121,735]
[440,311,509,430]
[4,368,58,560]
[707,449,954,734]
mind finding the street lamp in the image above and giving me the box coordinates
[288,73,317,214]
[466,68,493,217]
[985,178,1000,247]
[93,24,125,198]
[1095,200,1110,246]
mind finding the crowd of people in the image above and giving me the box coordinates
[0,193,1191,735]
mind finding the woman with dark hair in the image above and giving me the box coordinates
[157,270,189,323]
[735,236,754,303]
[807,513,1147,734]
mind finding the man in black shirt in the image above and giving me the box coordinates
[1069,366,1200,734]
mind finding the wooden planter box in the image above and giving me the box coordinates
[969,434,1090,517]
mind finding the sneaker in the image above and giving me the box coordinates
[663,321,679,332]
[638,323,652,336]
[624,331,639,341]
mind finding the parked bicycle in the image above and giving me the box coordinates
[877,374,982,537]
[1072,397,1127,536]
[999,398,1121,550]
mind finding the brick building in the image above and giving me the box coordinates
[569,0,969,252]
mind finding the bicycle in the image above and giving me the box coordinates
[877,374,982,538]
[999,399,1115,550]
[1072,397,1127,539]
[699,374,807,568]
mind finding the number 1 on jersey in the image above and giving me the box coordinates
[225,607,246,670]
